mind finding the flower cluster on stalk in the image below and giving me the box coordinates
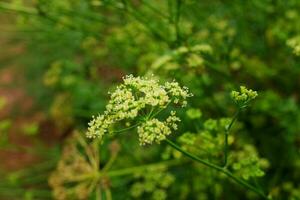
[86,75,192,145]
[231,86,258,107]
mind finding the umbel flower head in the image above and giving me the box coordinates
[231,86,258,108]
[86,75,192,145]
[49,132,120,200]
[137,111,180,145]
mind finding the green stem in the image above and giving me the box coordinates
[103,151,118,171]
[0,2,104,37]
[150,101,172,118]
[112,123,141,133]
[0,2,37,15]
[104,189,112,200]
[223,109,240,167]
[115,0,167,42]
[96,185,102,200]
[146,107,155,120]
[165,138,269,199]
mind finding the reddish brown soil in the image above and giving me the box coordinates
[0,29,60,171]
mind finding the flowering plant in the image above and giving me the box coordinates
[87,75,192,145]
[1,0,300,199]
[86,75,269,199]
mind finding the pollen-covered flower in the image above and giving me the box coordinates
[86,75,192,144]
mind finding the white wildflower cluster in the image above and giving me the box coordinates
[86,75,192,145]
[164,81,191,106]
[86,115,114,139]
[137,111,181,145]
[166,111,181,130]
[137,119,171,145]
[231,86,258,107]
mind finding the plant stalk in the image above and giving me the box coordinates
[165,138,269,199]
[223,109,240,167]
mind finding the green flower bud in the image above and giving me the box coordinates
[231,86,258,107]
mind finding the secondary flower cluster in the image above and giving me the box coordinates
[231,86,258,107]
[49,133,94,200]
[287,36,300,56]
[137,111,181,145]
[86,75,192,145]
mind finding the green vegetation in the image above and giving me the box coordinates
[0,0,300,199]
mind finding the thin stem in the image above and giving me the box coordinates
[150,101,172,118]
[0,2,111,24]
[167,0,173,23]
[165,139,269,199]
[150,107,164,118]
[0,2,104,37]
[223,109,240,167]
[103,150,119,171]
[0,2,37,15]
[104,189,112,200]
[112,123,141,133]
[115,0,167,42]
[146,107,155,120]
[96,185,102,200]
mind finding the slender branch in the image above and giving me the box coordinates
[0,2,111,24]
[103,148,119,171]
[112,0,167,43]
[223,109,240,167]
[104,189,112,200]
[0,2,37,15]
[167,0,173,23]
[112,123,141,133]
[96,185,102,200]
[165,138,269,199]
[0,2,106,37]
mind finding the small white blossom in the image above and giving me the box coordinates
[86,75,192,144]
[86,115,114,139]
[137,118,171,145]
[164,81,193,107]
[166,111,181,130]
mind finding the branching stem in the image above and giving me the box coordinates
[165,138,270,199]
